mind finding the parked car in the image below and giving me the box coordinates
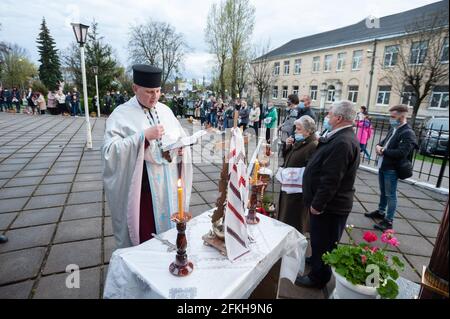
[419,117,449,157]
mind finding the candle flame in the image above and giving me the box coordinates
[177,178,182,188]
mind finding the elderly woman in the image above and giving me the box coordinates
[277,115,318,234]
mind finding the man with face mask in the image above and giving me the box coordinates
[297,95,316,122]
[364,105,417,231]
[297,100,360,289]
[280,94,300,158]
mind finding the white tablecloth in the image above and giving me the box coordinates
[103,210,307,299]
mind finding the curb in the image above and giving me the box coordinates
[359,165,449,196]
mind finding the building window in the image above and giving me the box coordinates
[384,45,399,67]
[282,86,288,99]
[401,86,416,107]
[273,62,280,75]
[324,55,332,72]
[376,85,391,105]
[283,61,290,75]
[441,37,449,63]
[292,85,299,96]
[294,59,302,74]
[336,52,346,71]
[312,56,320,72]
[310,85,318,101]
[327,86,335,102]
[410,41,428,65]
[430,86,449,109]
[352,50,363,70]
[272,86,278,99]
[348,85,359,103]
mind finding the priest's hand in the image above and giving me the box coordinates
[310,206,322,215]
[145,125,165,140]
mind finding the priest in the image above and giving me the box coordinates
[102,64,193,248]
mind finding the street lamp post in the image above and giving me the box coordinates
[93,66,100,118]
[319,82,328,117]
[71,23,92,149]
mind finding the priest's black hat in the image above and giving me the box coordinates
[132,64,162,88]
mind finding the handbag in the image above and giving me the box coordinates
[396,159,413,180]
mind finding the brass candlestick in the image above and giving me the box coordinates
[169,212,194,277]
[246,180,266,224]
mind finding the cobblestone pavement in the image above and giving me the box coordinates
[0,113,447,299]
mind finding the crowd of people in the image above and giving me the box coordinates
[0,86,130,117]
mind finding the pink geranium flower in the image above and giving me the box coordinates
[363,231,378,243]
[361,255,367,264]
[381,230,400,247]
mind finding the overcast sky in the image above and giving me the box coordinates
[0,0,439,81]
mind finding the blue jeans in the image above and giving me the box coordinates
[360,143,371,160]
[378,169,398,221]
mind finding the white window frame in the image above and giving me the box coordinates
[324,54,332,72]
[273,62,280,75]
[336,52,346,71]
[352,50,363,70]
[272,86,278,99]
[327,89,335,103]
[294,59,302,74]
[312,56,320,72]
[282,86,288,99]
[348,86,359,103]
[283,61,290,75]
[292,85,299,96]
[384,45,399,67]
[376,86,391,105]
[310,86,318,101]
[441,37,449,63]
[429,89,449,109]
[410,41,428,65]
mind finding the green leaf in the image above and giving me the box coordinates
[377,279,399,299]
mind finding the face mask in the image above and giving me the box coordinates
[389,118,400,128]
[323,117,333,131]
[294,133,305,142]
[299,102,305,109]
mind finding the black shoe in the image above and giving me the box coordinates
[295,275,326,289]
[305,256,312,265]
[0,235,8,244]
[364,210,385,219]
[374,219,393,231]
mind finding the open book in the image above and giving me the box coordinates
[161,129,211,151]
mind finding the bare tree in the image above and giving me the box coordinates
[205,1,230,98]
[225,0,255,99]
[381,11,449,127]
[250,40,274,106]
[128,20,187,89]
[236,44,250,98]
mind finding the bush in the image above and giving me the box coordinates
[31,80,48,96]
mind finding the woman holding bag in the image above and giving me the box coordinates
[277,115,318,234]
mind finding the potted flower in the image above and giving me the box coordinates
[322,225,404,299]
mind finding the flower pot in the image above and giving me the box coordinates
[332,268,380,299]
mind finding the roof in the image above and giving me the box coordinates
[260,0,449,60]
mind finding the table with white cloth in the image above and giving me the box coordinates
[103,209,307,299]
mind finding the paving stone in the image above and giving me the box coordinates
[12,207,62,229]
[191,204,213,217]
[198,165,221,173]
[0,170,17,179]
[394,234,435,257]
[0,280,34,299]
[398,188,434,200]
[0,163,26,171]
[396,197,418,208]
[345,213,375,230]
[104,216,113,237]
[408,198,445,211]
[34,183,71,196]
[74,173,103,182]
[0,247,46,285]
[67,191,102,205]
[43,239,101,275]
[355,193,380,203]
[52,161,76,168]
[54,217,102,243]
[0,197,28,213]
[0,224,56,253]
[4,176,43,187]
[426,209,445,222]
[34,267,101,299]
[205,172,220,181]
[404,255,430,276]
[23,162,53,170]
[15,169,49,177]
[104,236,116,263]
[0,179,7,188]
[48,166,78,175]
[385,252,421,283]
[0,212,17,230]
[78,166,103,174]
[62,203,102,221]
[105,203,111,216]
[0,186,36,199]
[192,181,218,192]
[392,219,421,236]
[193,173,210,182]
[41,174,74,184]
[198,191,220,204]
[189,192,207,206]
[396,207,436,223]
[351,202,367,213]
[355,185,378,195]
[24,194,67,210]
[72,181,103,193]
[278,278,325,299]
[409,221,440,238]
[58,156,81,162]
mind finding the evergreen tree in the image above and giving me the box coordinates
[36,18,62,91]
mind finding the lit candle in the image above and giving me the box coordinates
[177,178,183,220]
[253,160,260,184]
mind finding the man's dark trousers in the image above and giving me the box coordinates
[309,212,348,285]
